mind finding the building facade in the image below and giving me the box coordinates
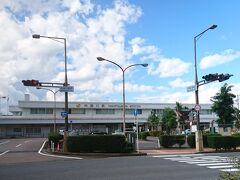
[0,94,217,137]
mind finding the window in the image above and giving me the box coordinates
[30,108,53,114]
[126,109,142,115]
[13,128,22,133]
[96,109,115,114]
[26,127,41,134]
[71,108,86,114]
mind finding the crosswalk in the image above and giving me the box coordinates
[151,154,239,172]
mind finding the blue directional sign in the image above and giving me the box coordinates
[61,112,68,118]
[133,109,138,117]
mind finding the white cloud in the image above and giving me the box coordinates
[149,57,191,77]
[200,49,240,69]
[169,78,194,88]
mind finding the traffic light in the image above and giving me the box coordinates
[22,80,41,86]
[202,73,218,82]
[218,73,233,82]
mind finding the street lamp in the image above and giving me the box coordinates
[36,87,59,133]
[194,24,217,152]
[97,57,148,134]
[32,35,68,129]
[33,34,68,152]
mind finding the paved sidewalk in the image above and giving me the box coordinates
[139,148,215,155]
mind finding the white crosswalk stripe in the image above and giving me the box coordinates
[151,154,239,172]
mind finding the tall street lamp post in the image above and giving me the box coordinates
[33,34,68,151]
[36,87,59,133]
[194,24,217,152]
[97,57,148,134]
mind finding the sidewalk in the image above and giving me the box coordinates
[139,148,215,155]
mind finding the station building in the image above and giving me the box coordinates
[0,94,217,137]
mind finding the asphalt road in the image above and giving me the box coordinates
[0,138,238,180]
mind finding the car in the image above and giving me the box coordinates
[112,129,124,135]
[185,129,191,135]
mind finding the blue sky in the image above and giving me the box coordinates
[0,0,240,112]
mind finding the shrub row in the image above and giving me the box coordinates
[159,135,185,148]
[66,135,134,153]
[208,136,240,150]
[48,132,63,147]
[138,132,148,140]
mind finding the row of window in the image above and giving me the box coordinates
[30,108,211,115]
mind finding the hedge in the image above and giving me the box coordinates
[138,132,149,140]
[159,135,185,148]
[187,133,222,148]
[66,135,134,153]
[48,132,63,147]
[207,136,240,150]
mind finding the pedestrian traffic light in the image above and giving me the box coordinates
[22,80,41,86]
[218,73,233,82]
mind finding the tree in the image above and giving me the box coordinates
[175,102,190,132]
[147,111,160,131]
[233,108,240,130]
[211,83,236,128]
[161,107,177,134]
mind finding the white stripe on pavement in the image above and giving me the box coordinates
[221,168,239,172]
[38,140,83,160]
[0,150,10,156]
[0,140,10,145]
[16,144,22,147]
[208,165,234,169]
[197,162,234,166]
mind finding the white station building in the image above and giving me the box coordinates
[0,94,217,137]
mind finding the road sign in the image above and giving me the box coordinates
[59,86,74,92]
[61,111,68,118]
[194,104,201,112]
[133,109,138,117]
[186,85,197,92]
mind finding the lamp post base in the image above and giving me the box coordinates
[195,130,204,152]
[63,131,68,152]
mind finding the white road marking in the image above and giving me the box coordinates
[16,144,22,147]
[152,154,240,172]
[24,140,32,143]
[197,162,233,166]
[0,150,10,156]
[208,165,234,169]
[38,140,83,160]
[221,168,239,172]
[0,140,10,145]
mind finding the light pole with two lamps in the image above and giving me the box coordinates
[33,34,69,151]
[97,57,148,134]
[194,24,217,152]
[36,87,59,133]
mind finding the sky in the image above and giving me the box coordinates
[1,0,240,112]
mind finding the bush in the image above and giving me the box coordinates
[207,136,240,150]
[187,134,195,148]
[139,132,148,140]
[149,131,161,137]
[175,135,186,147]
[66,135,133,153]
[159,135,185,148]
[48,132,63,147]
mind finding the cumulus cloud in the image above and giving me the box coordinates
[149,57,191,77]
[200,49,240,69]
[169,78,194,88]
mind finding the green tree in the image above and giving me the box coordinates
[175,102,190,132]
[233,108,240,130]
[211,83,236,128]
[161,107,177,134]
[147,111,160,131]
